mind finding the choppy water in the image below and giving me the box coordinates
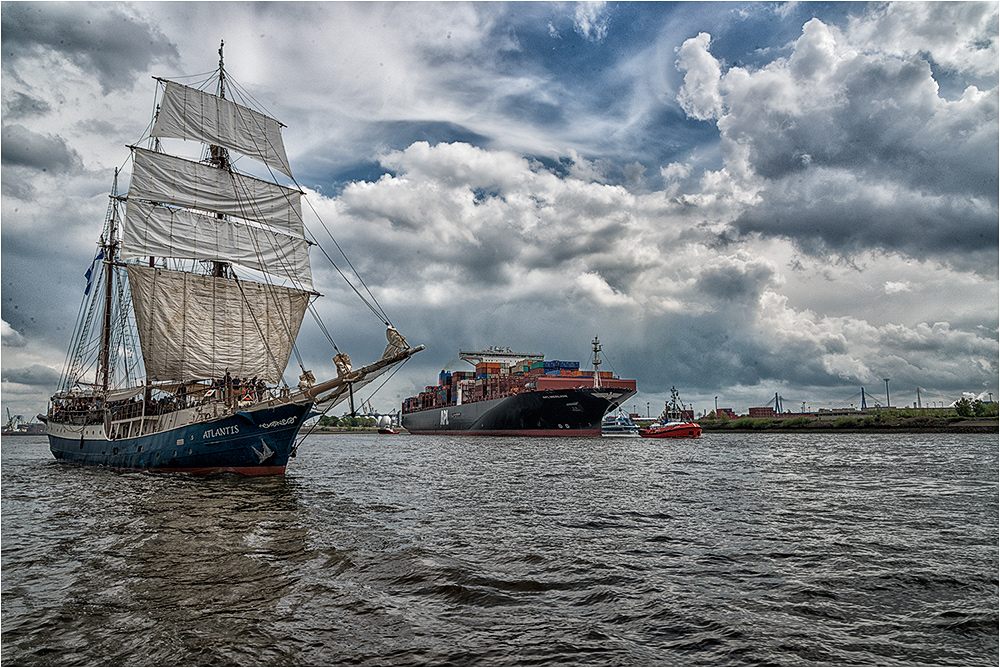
[2,432,997,666]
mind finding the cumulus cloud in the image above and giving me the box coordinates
[848,2,999,78]
[2,320,27,348]
[676,33,724,121]
[0,2,178,94]
[304,138,996,405]
[674,9,999,273]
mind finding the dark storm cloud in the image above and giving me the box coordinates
[1,217,102,345]
[1,124,81,173]
[694,257,776,302]
[0,1,178,93]
[732,172,999,275]
[2,364,62,387]
[2,91,52,119]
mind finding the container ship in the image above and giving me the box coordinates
[402,338,636,436]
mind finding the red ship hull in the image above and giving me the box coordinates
[639,422,702,438]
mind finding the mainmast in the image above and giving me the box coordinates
[97,169,120,393]
[208,40,231,279]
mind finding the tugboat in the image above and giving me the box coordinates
[639,387,702,439]
[40,43,422,474]
[376,415,399,435]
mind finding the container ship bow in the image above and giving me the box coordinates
[402,337,636,436]
[42,43,421,475]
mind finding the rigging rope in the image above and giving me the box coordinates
[293,353,412,449]
[301,194,393,327]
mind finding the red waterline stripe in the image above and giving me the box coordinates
[144,465,287,476]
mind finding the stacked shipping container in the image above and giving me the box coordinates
[402,356,636,414]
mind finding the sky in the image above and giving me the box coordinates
[2,1,998,420]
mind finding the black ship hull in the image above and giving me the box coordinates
[402,386,635,436]
[46,401,311,475]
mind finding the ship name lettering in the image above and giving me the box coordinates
[203,425,240,439]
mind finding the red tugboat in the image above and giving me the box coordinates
[376,415,399,434]
[639,387,702,438]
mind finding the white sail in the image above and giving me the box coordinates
[121,200,313,290]
[127,264,310,383]
[130,147,303,237]
[151,80,294,178]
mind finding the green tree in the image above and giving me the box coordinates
[955,397,973,417]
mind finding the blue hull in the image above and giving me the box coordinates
[48,401,312,475]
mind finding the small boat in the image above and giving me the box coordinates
[601,410,639,437]
[639,387,702,439]
[376,415,399,434]
[639,422,702,438]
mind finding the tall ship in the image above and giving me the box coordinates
[402,337,636,436]
[41,43,422,475]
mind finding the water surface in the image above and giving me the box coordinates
[2,432,996,665]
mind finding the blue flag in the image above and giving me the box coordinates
[84,250,104,295]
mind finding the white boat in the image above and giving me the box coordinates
[602,410,640,437]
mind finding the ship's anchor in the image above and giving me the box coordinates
[252,438,274,464]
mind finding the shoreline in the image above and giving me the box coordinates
[700,417,997,434]
[303,421,997,435]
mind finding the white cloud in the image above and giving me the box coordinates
[660,162,691,182]
[574,1,610,42]
[883,281,912,294]
[1,320,27,348]
[673,9,998,272]
[676,32,724,121]
[848,2,999,78]
[572,272,637,308]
